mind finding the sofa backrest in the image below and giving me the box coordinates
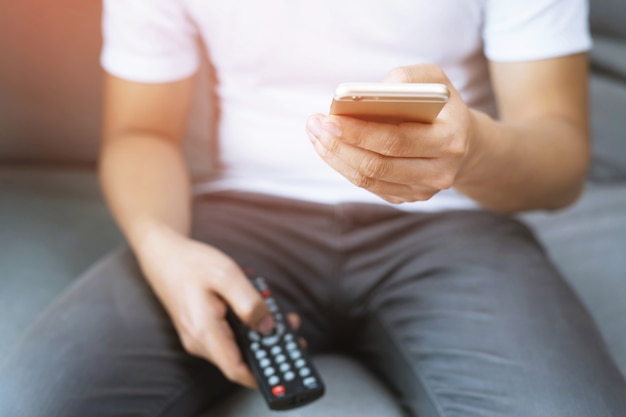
[0,0,215,177]
[587,0,626,181]
[589,0,626,81]
[590,0,626,41]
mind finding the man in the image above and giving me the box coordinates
[1,0,625,416]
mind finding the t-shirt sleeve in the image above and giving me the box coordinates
[483,0,592,62]
[100,0,200,83]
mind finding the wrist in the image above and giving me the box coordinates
[455,109,498,189]
[130,221,183,269]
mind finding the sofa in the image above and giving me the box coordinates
[1,0,624,416]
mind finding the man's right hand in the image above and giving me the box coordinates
[136,225,274,388]
[101,74,282,389]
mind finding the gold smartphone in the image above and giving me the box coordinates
[330,82,450,124]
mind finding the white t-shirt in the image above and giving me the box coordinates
[101,0,591,211]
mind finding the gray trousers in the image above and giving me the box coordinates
[1,192,625,417]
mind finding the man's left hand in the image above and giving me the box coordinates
[306,64,477,204]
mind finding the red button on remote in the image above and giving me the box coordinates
[272,385,286,396]
[261,289,271,298]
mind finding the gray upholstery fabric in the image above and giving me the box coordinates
[591,37,626,81]
[203,355,404,417]
[590,0,626,40]
[586,0,626,182]
[0,167,123,357]
[588,73,626,181]
[522,183,626,375]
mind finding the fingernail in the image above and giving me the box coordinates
[321,119,341,137]
[256,315,274,335]
[307,117,322,137]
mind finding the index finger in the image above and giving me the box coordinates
[308,113,444,158]
[203,314,258,388]
[209,263,274,334]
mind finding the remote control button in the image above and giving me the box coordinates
[255,350,267,359]
[272,385,286,397]
[299,367,311,377]
[284,333,294,342]
[265,299,278,313]
[270,346,282,355]
[259,358,271,368]
[288,350,302,360]
[275,354,286,364]
[303,377,318,388]
[286,342,298,351]
[250,342,260,351]
[261,289,271,298]
[264,367,275,377]
[295,359,306,368]
[248,330,260,342]
[284,371,295,381]
[261,323,285,346]
[275,313,283,322]
[268,375,280,386]
[262,335,279,346]
[279,362,290,372]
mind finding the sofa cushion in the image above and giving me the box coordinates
[0,166,124,357]
[522,183,626,375]
[591,36,626,82]
[590,0,626,40]
[587,0,626,182]
[588,72,626,182]
[206,355,404,417]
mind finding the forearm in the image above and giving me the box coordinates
[99,133,192,258]
[456,110,589,213]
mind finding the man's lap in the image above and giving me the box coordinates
[334,209,626,416]
[1,192,624,417]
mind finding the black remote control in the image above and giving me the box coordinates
[228,274,325,411]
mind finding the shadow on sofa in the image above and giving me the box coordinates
[1,0,625,415]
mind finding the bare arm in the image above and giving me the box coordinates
[100,73,273,387]
[455,53,590,212]
[100,74,194,249]
[306,53,590,213]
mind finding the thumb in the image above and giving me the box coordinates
[212,266,275,334]
[384,64,449,84]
